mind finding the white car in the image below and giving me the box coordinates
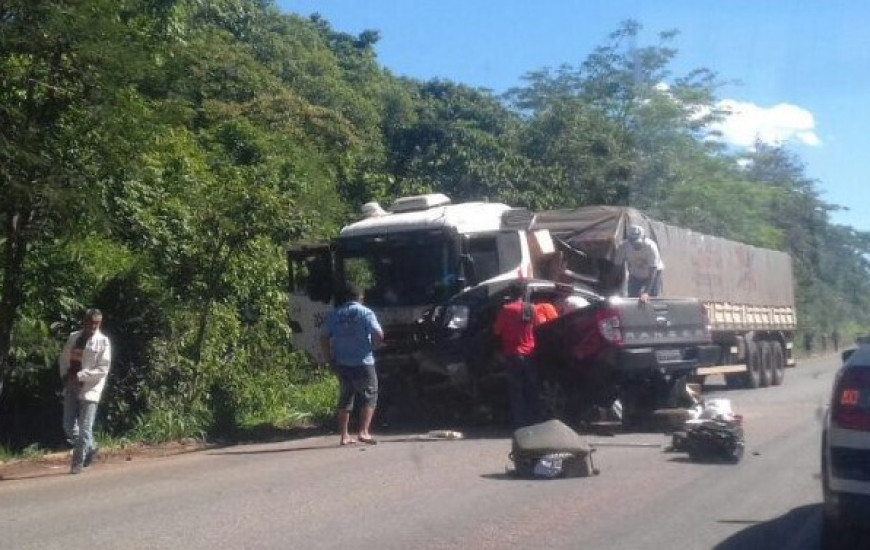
[821,344,870,541]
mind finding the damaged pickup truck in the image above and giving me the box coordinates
[415,278,718,428]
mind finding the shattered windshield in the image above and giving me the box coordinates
[337,231,458,307]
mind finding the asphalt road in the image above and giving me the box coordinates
[0,353,855,550]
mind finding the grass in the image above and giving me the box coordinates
[94,430,134,450]
[1,370,339,460]
[128,406,209,444]
[0,443,48,462]
[1,433,135,464]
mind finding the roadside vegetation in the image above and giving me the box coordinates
[2,1,868,454]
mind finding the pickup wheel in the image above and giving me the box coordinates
[619,381,656,431]
[540,377,569,423]
[759,341,773,388]
[744,341,761,389]
[770,341,785,386]
[539,374,596,430]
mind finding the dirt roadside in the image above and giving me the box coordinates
[0,439,212,481]
[0,423,334,482]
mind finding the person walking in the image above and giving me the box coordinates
[59,308,112,474]
[493,284,540,428]
[320,283,384,446]
[613,225,664,303]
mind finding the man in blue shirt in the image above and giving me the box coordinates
[320,283,384,446]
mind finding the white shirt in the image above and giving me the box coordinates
[613,238,664,280]
[59,329,112,402]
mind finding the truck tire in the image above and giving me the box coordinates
[770,341,785,386]
[724,373,743,389]
[619,380,656,430]
[744,341,761,389]
[759,341,773,388]
[538,371,592,429]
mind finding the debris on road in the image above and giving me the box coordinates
[663,397,746,463]
[427,430,464,439]
[509,419,599,479]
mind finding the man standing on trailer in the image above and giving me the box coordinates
[613,225,664,303]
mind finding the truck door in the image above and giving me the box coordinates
[286,244,334,361]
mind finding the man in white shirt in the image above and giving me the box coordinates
[612,225,664,303]
[59,309,112,474]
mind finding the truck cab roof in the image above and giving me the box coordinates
[340,201,513,238]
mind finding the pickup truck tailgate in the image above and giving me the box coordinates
[535,296,712,370]
[616,297,710,347]
[611,297,717,373]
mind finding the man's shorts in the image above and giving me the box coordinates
[334,364,378,411]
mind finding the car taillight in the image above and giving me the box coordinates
[596,307,623,346]
[832,369,870,431]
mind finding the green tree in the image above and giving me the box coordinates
[506,21,726,210]
[0,0,175,396]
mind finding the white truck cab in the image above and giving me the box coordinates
[287,194,550,363]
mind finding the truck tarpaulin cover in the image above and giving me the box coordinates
[533,206,795,307]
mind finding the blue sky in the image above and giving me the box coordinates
[278,1,870,232]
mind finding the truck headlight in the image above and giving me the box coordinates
[444,304,470,330]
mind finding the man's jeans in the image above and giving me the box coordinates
[505,355,541,428]
[63,390,98,468]
[627,275,661,298]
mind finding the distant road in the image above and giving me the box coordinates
[0,354,852,550]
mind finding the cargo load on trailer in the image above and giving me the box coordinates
[532,206,797,389]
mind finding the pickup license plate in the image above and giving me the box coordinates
[656,349,682,362]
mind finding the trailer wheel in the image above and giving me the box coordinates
[759,341,773,388]
[770,341,785,386]
[744,341,761,389]
[725,373,744,389]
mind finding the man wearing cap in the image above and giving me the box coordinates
[613,225,664,303]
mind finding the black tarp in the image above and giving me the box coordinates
[532,206,795,308]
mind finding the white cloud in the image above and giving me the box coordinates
[712,100,821,148]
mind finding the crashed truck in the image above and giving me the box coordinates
[530,206,797,389]
[286,193,542,379]
[286,194,796,425]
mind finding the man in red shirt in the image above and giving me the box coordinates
[493,284,541,428]
[534,301,559,325]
